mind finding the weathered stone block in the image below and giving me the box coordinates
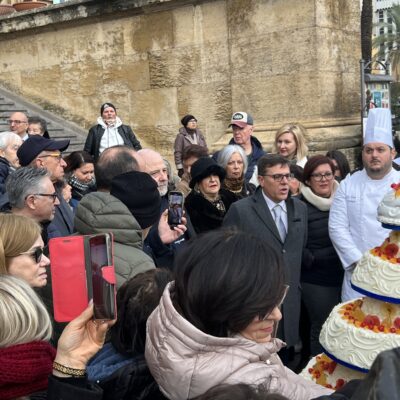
[172,1,228,46]
[125,11,173,55]
[177,81,232,144]
[149,42,229,88]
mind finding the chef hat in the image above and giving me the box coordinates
[364,108,393,148]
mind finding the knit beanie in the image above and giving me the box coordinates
[100,102,116,115]
[0,341,56,399]
[181,115,197,127]
[111,171,161,229]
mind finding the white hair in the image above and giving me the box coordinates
[217,144,248,174]
[0,131,21,150]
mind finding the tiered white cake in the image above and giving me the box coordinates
[301,183,400,387]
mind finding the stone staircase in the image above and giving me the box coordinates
[0,86,86,154]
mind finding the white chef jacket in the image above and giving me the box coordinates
[329,168,400,301]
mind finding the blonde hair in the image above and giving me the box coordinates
[0,275,52,347]
[273,123,309,161]
[0,214,41,274]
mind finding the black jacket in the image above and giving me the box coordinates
[185,188,237,234]
[84,124,142,162]
[300,194,343,287]
[0,156,11,195]
[95,355,166,400]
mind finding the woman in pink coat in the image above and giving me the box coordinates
[145,229,333,400]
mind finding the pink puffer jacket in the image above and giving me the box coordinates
[145,283,333,400]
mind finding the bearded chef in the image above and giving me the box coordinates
[329,108,400,301]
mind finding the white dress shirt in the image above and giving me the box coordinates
[262,191,288,235]
[329,168,400,301]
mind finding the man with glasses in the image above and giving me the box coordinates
[329,108,400,302]
[8,111,29,141]
[6,167,59,245]
[17,135,73,238]
[223,154,307,364]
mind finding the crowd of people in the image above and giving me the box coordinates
[0,103,398,399]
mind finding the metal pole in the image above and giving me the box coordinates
[360,59,366,132]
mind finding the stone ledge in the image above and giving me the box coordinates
[0,0,207,35]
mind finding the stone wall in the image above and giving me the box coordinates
[0,0,361,161]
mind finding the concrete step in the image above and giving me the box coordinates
[0,86,86,155]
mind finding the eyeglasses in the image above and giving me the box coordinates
[8,119,28,125]
[19,247,44,263]
[260,284,290,321]
[37,153,62,161]
[310,172,334,182]
[262,173,294,182]
[28,193,58,202]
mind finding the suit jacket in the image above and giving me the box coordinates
[48,190,74,239]
[223,188,308,347]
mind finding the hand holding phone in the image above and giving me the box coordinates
[168,191,184,229]
[88,234,116,321]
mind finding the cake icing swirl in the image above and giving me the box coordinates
[319,300,400,370]
[378,183,400,225]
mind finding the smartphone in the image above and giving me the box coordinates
[167,191,184,228]
[89,234,116,320]
[50,236,88,322]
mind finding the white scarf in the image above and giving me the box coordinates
[300,180,339,211]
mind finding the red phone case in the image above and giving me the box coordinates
[49,236,89,322]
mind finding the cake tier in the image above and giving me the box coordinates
[352,244,400,301]
[300,353,366,389]
[378,184,400,226]
[319,298,400,371]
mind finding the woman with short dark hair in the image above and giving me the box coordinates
[87,269,172,399]
[64,151,96,210]
[300,155,343,356]
[145,229,333,400]
[325,150,350,181]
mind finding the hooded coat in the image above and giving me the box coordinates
[75,192,155,289]
[145,283,333,400]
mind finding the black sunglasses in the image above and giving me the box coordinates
[20,247,44,263]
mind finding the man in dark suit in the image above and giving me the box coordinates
[17,135,74,238]
[223,154,307,363]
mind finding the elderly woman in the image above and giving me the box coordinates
[64,151,96,210]
[0,274,112,398]
[0,131,22,194]
[217,144,255,199]
[145,229,333,399]
[0,214,50,288]
[174,115,208,177]
[184,157,237,233]
[299,155,343,355]
[273,123,309,167]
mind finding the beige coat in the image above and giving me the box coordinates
[145,283,333,400]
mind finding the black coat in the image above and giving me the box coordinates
[96,355,166,400]
[84,124,142,162]
[185,188,237,234]
[299,194,343,287]
[0,156,11,195]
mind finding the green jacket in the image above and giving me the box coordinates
[75,192,155,289]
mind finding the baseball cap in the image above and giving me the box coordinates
[229,112,254,128]
[17,136,70,167]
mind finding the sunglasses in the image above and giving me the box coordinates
[259,284,290,321]
[19,247,44,263]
